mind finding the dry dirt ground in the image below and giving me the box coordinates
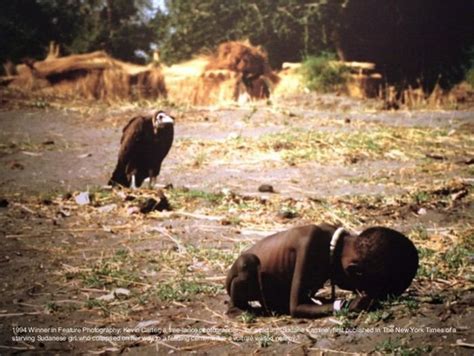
[0,95,473,355]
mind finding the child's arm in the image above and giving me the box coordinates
[288,236,334,318]
[291,302,334,317]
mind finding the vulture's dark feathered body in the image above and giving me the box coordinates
[109,111,174,188]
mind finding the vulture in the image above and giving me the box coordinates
[109,110,174,189]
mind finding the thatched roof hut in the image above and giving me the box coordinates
[4,51,166,101]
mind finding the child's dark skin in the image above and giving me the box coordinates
[225,224,378,318]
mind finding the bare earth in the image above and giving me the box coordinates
[0,95,472,355]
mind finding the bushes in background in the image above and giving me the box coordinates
[301,53,349,93]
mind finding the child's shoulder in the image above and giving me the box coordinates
[288,224,336,246]
[301,223,337,239]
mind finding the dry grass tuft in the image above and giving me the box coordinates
[382,82,474,110]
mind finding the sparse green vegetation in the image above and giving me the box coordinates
[334,305,357,329]
[155,279,222,302]
[412,191,430,204]
[301,53,349,93]
[443,245,470,271]
[416,242,472,279]
[402,298,419,313]
[238,311,257,325]
[85,299,110,316]
[45,301,59,313]
[76,249,141,289]
[365,309,393,324]
[257,331,274,348]
[175,125,472,168]
[88,186,115,204]
[381,295,420,314]
[169,188,224,208]
[375,338,432,355]
[185,245,237,270]
[278,205,298,219]
[410,225,430,241]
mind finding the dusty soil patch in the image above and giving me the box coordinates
[0,98,472,354]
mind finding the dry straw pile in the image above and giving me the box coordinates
[2,46,166,102]
[164,41,280,105]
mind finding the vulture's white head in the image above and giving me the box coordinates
[153,111,174,134]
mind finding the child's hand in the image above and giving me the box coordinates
[333,299,350,311]
[333,295,375,312]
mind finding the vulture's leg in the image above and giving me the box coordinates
[149,176,156,189]
[130,175,137,190]
[148,167,158,189]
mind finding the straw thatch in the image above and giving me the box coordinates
[193,70,242,105]
[346,73,382,99]
[3,51,166,101]
[206,41,268,77]
[2,41,281,105]
[272,63,306,99]
[164,63,244,106]
[162,57,208,105]
[273,61,383,99]
[164,41,279,105]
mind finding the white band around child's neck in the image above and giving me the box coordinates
[330,227,346,260]
[329,227,347,304]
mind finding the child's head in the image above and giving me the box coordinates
[345,227,419,299]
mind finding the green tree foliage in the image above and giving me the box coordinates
[0,0,55,64]
[0,0,155,65]
[336,0,474,89]
[156,0,347,68]
[65,0,156,62]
